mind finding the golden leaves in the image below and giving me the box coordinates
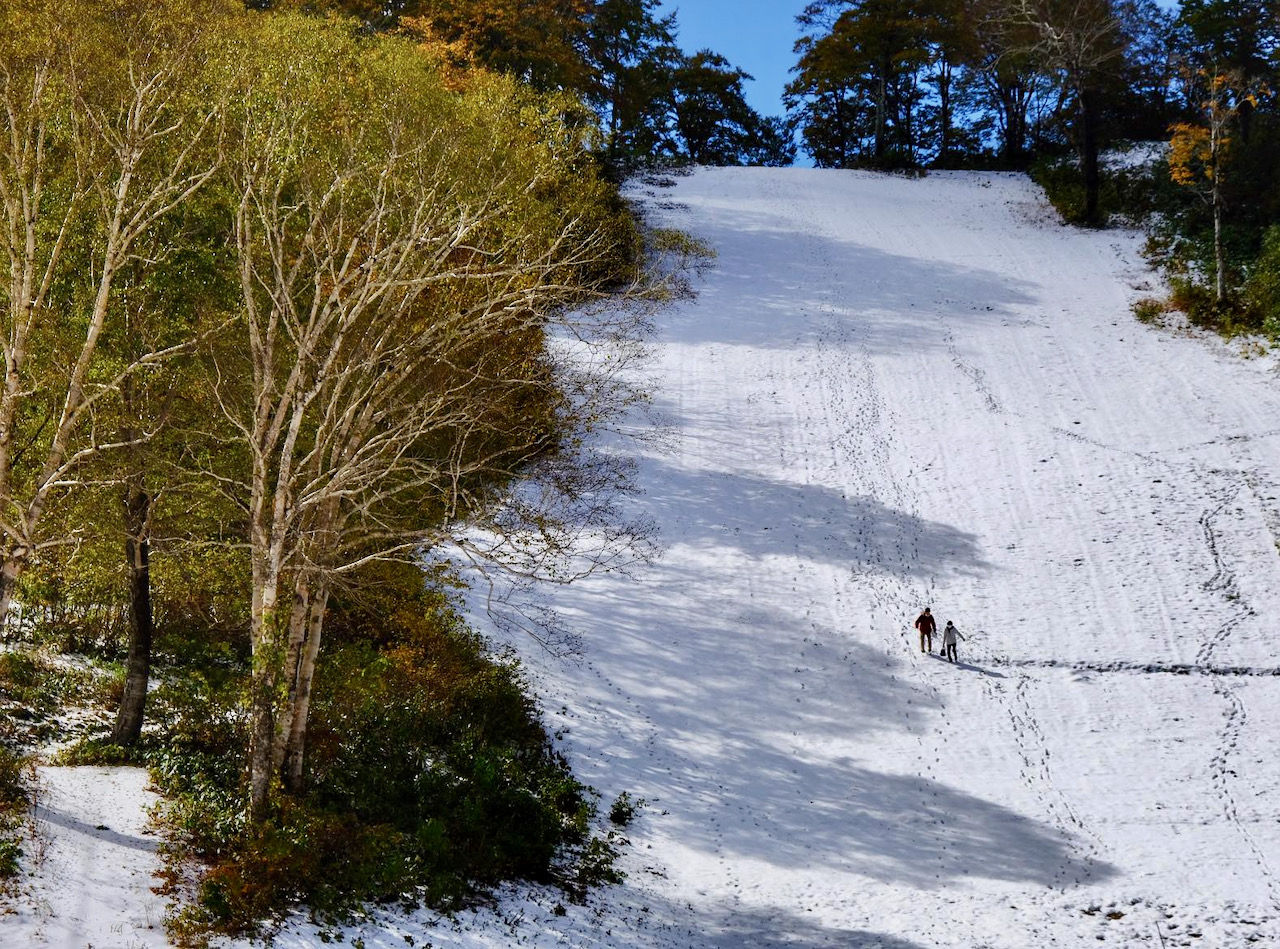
[1168,122,1215,186]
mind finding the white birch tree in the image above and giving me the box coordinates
[0,0,230,632]
[207,17,654,818]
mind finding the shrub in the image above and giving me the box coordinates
[0,745,31,881]
[608,791,642,827]
[1030,155,1161,228]
[0,648,115,746]
[1166,277,1262,335]
[156,573,602,943]
[1131,297,1168,324]
[53,737,142,767]
[1246,225,1280,339]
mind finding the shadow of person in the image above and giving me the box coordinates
[926,651,1006,678]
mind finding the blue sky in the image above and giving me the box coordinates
[657,0,809,119]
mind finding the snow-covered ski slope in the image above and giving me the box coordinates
[470,167,1280,949]
[15,166,1280,949]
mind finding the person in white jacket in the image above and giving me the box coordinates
[941,620,966,662]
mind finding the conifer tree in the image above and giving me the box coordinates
[674,51,795,166]
[583,0,684,164]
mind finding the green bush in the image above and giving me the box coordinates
[156,575,602,943]
[1246,225,1280,339]
[1131,297,1168,324]
[0,648,116,746]
[608,791,642,827]
[0,746,27,810]
[0,745,31,881]
[53,737,142,767]
[1167,277,1262,336]
[1030,155,1160,228]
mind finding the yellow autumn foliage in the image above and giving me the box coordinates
[1168,122,1216,186]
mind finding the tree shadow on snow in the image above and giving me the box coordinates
[296,881,936,949]
[648,200,1040,354]
[637,458,992,579]
[36,802,158,854]
[666,741,1110,890]
[539,573,1113,891]
[697,902,935,949]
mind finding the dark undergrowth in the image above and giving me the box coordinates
[1029,151,1163,229]
[0,744,31,884]
[1031,144,1280,341]
[55,566,623,946]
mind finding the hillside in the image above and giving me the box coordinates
[470,166,1280,949]
[10,166,1280,948]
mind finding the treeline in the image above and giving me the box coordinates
[0,0,680,931]
[280,0,796,168]
[785,0,1280,331]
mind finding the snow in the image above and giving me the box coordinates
[7,166,1280,948]
[1102,141,1168,170]
[6,766,168,947]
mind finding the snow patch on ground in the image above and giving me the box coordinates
[6,766,168,947]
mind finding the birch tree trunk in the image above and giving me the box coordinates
[1213,160,1225,302]
[283,582,329,795]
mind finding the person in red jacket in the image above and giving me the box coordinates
[914,607,936,653]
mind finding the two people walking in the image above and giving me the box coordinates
[914,607,966,662]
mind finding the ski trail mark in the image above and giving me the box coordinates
[1188,473,1280,912]
[941,320,1003,415]
[991,656,1276,677]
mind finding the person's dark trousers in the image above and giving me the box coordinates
[944,643,957,662]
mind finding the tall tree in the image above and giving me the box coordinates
[958,0,1047,166]
[1002,0,1128,222]
[0,0,227,636]
[583,0,684,164]
[786,21,866,167]
[787,0,978,167]
[1176,0,1279,141]
[673,51,794,166]
[108,199,235,745]
[1170,67,1265,301]
[216,15,651,817]
[921,0,974,165]
[1112,0,1182,139]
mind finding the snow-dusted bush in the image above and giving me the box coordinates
[0,745,30,880]
[1246,225,1280,338]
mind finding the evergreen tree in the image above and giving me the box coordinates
[582,0,684,165]
[786,0,981,167]
[673,51,794,166]
[1176,0,1279,141]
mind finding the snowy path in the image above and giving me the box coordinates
[9,168,1280,949]
[6,766,168,947]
